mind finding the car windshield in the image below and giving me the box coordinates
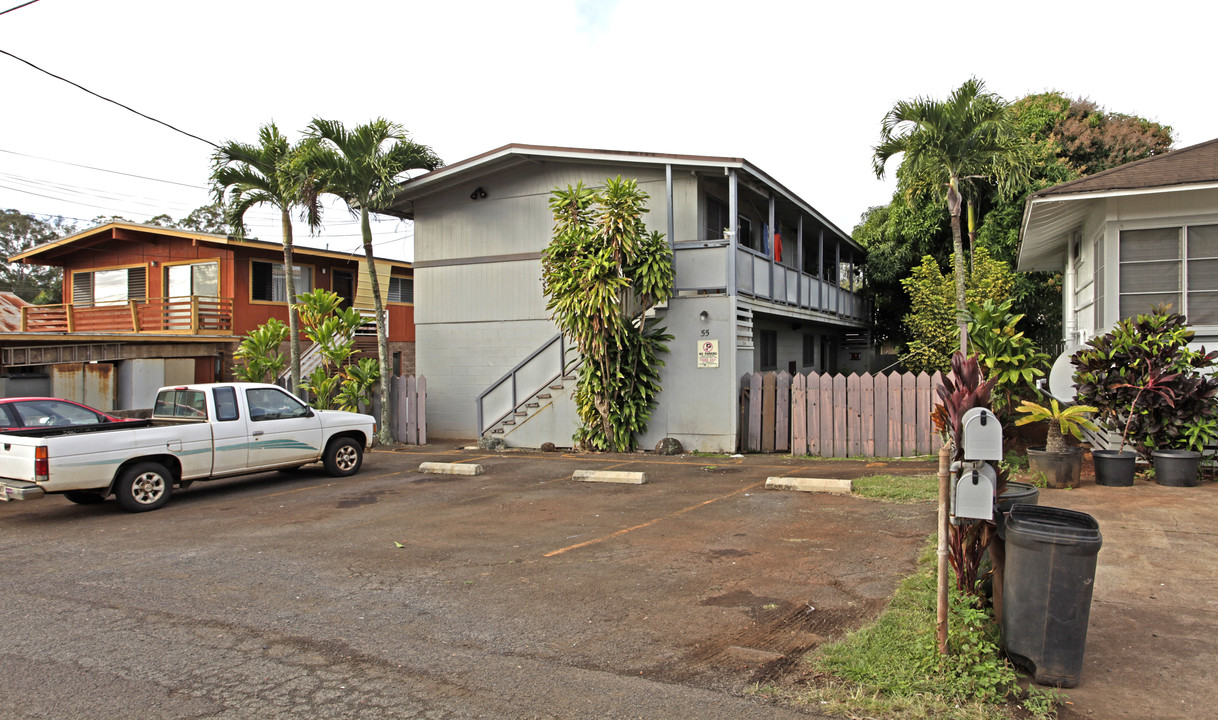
[9,400,104,428]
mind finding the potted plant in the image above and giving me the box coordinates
[1073,305,1218,486]
[1014,399,1098,488]
[1154,415,1218,487]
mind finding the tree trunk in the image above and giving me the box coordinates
[281,209,301,395]
[966,200,977,274]
[947,178,967,354]
[360,208,394,445]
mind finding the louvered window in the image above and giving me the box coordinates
[388,276,413,303]
[1118,224,1218,324]
[71,267,145,306]
[251,260,311,302]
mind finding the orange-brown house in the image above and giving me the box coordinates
[3,222,415,410]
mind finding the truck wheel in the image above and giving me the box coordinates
[115,463,173,512]
[323,437,362,477]
[64,490,107,505]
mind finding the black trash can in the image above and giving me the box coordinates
[995,481,1040,539]
[1001,504,1102,688]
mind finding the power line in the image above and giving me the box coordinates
[0,0,40,17]
[0,148,205,189]
[0,48,219,149]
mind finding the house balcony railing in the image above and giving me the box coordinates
[20,296,234,335]
[672,241,870,322]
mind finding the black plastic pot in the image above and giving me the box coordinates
[1092,449,1136,487]
[1152,449,1201,487]
[1027,446,1083,489]
[1002,504,1103,688]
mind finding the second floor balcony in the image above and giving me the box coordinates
[20,296,234,335]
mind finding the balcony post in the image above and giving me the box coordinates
[20,305,27,332]
[727,168,738,296]
[66,304,75,333]
[767,193,776,302]
[129,300,139,332]
[191,296,200,333]
[796,216,804,309]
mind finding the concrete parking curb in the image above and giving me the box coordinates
[420,462,485,476]
[765,477,853,493]
[573,470,648,485]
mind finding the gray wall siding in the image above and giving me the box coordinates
[415,260,547,324]
[416,319,560,439]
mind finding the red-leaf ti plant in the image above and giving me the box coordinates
[934,352,1008,599]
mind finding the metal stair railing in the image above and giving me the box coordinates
[475,333,580,436]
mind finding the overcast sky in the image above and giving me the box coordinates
[2,0,1214,261]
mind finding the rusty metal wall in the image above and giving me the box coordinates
[50,363,116,411]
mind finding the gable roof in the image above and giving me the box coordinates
[1018,137,1218,271]
[1031,137,1218,198]
[9,221,412,270]
[386,143,860,250]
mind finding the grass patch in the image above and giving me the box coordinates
[770,543,1063,720]
[851,474,938,503]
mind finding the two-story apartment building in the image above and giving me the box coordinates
[385,144,871,452]
[4,221,416,410]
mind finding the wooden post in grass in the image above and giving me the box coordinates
[936,442,951,655]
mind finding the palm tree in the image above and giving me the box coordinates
[872,78,1029,352]
[302,118,441,444]
[211,123,316,395]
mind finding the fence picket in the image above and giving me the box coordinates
[807,372,821,456]
[847,374,862,457]
[748,373,762,452]
[416,375,427,446]
[819,373,834,457]
[775,371,791,453]
[791,373,807,455]
[832,374,848,458]
[902,372,918,457]
[873,372,888,457]
[916,372,932,455]
[761,372,777,453]
[888,372,903,458]
[860,373,875,457]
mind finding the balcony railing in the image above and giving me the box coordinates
[21,296,234,335]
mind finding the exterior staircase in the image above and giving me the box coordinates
[476,333,582,446]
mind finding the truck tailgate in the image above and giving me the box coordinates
[0,437,38,483]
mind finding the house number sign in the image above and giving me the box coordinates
[697,340,719,368]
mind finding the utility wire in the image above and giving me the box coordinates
[0,48,219,149]
[0,148,204,189]
[0,0,40,17]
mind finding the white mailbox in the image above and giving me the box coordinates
[952,465,995,522]
[961,407,1003,461]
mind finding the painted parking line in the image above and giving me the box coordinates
[543,479,768,558]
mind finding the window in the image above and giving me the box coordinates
[72,267,146,306]
[388,276,414,303]
[213,387,239,422]
[1117,224,1218,323]
[251,260,312,302]
[759,330,777,371]
[246,387,310,421]
[802,333,816,367]
[167,262,219,298]
[9,400,106,428]
[706,196,754,249]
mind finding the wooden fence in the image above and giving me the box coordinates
[739,371,945,457]
[369,374,427,445]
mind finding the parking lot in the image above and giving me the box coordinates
[0,445,936,719]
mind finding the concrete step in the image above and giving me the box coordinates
[536,394,551,400]
[526,403,539,409]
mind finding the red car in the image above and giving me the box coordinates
[0,397,133,432]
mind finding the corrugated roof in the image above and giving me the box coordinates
[1032,137,1218,198]
[0,292,29,333]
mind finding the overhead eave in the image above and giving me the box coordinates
[1017,180,1218,272]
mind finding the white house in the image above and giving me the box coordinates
[1018,137,1218,347]
[386,144,872,451]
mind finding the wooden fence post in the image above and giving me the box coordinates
[832,374,847,458]
[808,372,822,457]
[761,372,777,453]
[416,375,427,446]
[873,372,889,457]
[748,372,762,452]
[818,373,833,457]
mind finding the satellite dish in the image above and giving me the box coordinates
[1047,347,1080,402]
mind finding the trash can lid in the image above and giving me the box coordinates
[1005,504,1102,550]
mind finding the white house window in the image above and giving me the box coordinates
[167,262,219,298]
[251,260,311,302]
[1119,224,1218,323]
[388,276,413,303]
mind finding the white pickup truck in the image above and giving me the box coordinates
[0,382,376,512]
